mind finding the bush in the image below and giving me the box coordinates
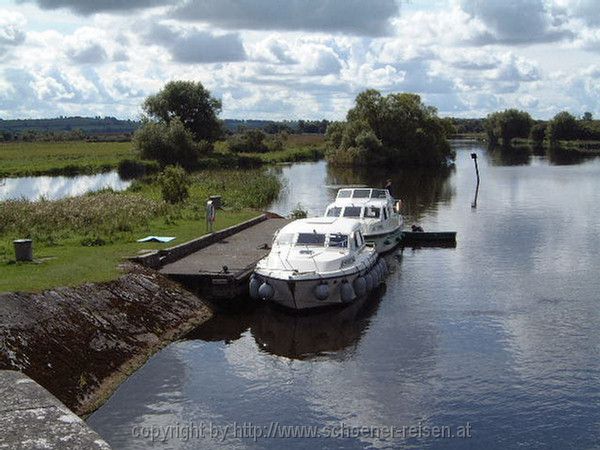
[159,165,190,204]
[290,204,308,219]
[133,118,198,169]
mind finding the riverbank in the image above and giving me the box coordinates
[0,141,135,177]
[509,138,600,153]
[0,135,326,177]
[0,264,213,416]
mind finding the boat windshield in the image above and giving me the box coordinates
[371,189,388,198]
[328,233,348,248]
[274,233,294,245]
[343,206,362,218]
[326,207,342,217]
[364,206,380,218]
[337,189,352,198]
[352,189,371,198]
[297,233,326,246]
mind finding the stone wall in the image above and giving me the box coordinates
[0,264,213,416]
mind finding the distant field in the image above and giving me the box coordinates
[0,141,135,177]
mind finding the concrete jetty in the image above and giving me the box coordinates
[134,214,291,299]
[0,370,110,449]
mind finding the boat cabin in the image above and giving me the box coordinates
[273,217,367,252]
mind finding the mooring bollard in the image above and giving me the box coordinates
[13,239,33,262]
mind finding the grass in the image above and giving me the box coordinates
[215,133,326,163]
[0,210,258,292]
[0,169,281,292]
[0,141,135,177]
[243,146,325,163]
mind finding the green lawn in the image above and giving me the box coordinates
[0,210,258,293]
[0,141,135,177]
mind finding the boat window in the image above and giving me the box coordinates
[364,206,380,218]
[352,189,371,198]
[274,233,294,245]
[337,189,352,198]
[371,189,387,198]
[328,234,348,248]
[343,206,362,218]
[353,233,359,248]
[326,207,342,217]
[383,207,388,220]
[297,233,326,246]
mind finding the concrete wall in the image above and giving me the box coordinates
[131,214,268,269]
[0,370,111,449]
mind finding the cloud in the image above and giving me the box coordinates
[18,0,170,15]
[64,27,110,64]
[143,23,246,63]
[554,0,600,27]
[0,11,26,56]
[459,0,573,45]
[170,0,399,36]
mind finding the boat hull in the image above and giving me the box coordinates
[253,258,383,310]
[364,226,403,253]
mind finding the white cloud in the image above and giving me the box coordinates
[2,0,600,120]
[0,10,26,56]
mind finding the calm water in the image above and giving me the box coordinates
[0,171,131,201]
[88,143,600,449]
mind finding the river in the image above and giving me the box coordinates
[87,142,600,449]
[0,171,131,201]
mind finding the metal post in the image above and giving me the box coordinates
[471,153,480,209]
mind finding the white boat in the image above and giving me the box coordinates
[250,217,387,310]
[324,188,404,253]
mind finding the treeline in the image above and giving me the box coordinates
[484,109,600,146]
[0,116,331,142]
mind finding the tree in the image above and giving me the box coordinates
[325,90,454,167]
[485,109,533,146]
[582,112,593,121]
[142,80,223,142]
[547,111,579,142]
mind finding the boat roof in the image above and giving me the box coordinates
[278,217,363,235]
[336,187,392,198]
[327,197,390,207]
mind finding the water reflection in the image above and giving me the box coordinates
[187,286,386,361]
[486,146,532,166]
[486,143,598,167]
[0,171,131,201]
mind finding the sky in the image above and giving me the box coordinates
[0,0,599,121]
